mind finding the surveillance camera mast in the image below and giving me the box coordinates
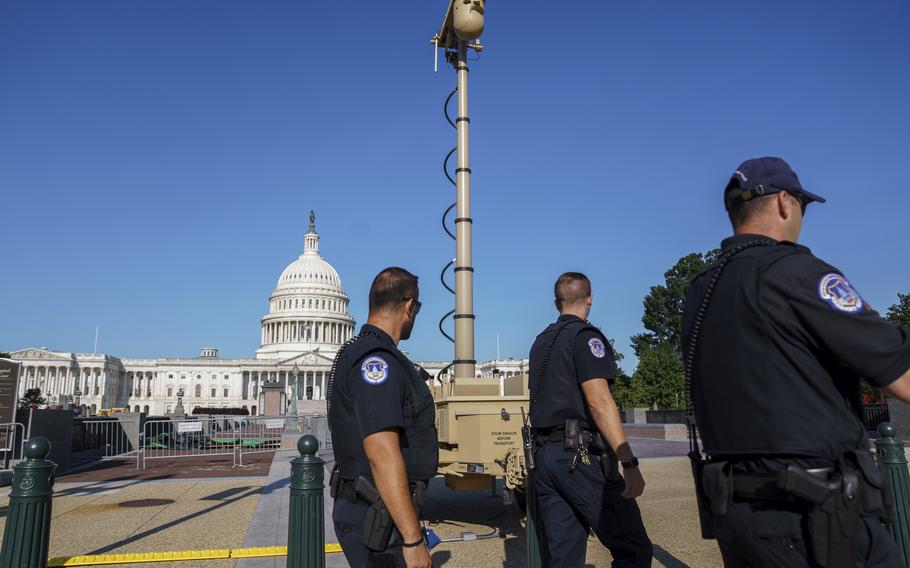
[427,1,533,500]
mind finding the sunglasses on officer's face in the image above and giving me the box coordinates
[402,298,422,315]
[780,190,808,216]
[793,193,809,216]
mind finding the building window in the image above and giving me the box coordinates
[168,374,174,380]
[167,387,173,397]
[223,387,229,397]
[181,374,186,380]
[195,385,201,398]
[166,405,172,414]
[224,374,229,380]
[211,387,216,397]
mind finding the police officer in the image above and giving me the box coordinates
[328,267,438,568]
[529,272,653,567]
[682,157,910,567]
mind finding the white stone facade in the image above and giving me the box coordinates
[7,214,527,416]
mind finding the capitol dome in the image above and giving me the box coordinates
[255,211,356,360]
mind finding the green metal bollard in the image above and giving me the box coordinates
[877,422,910,564]
[287,434,325,568]
[526,473,549,568]
[0,437,57,568]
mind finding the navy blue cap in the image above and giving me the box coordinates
[724,157,826,211]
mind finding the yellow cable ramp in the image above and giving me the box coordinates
[47,544,343,566]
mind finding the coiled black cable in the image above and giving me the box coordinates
[438,87,458,348]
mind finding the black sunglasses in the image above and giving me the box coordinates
[402,298,422,314]
[793,193,809,216]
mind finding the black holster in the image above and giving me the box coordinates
[356,476,394,552]
[357,476,427,554]
[777,465,859,568]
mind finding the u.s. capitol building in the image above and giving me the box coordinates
[8,213,527,415]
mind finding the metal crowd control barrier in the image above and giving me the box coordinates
[139,414,331,469]
[141,416,243,469]
[0,423,25,470]
[71,419,141,470]
[236,414,330,466]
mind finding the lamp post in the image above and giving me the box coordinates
[291,364,300,417]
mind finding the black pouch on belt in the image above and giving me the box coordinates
[852,450,893,522]
[564,419,580,451]
[329,465,341,499]
[689,452,716,539]
[700,461,732,518]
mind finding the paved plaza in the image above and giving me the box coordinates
[0,439,722,567]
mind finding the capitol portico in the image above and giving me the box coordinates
[8,212,527,416]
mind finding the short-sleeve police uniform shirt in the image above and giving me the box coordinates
[349,345,408,440]
[683,234,910,460]
[575,328,617,383]
[529,315,617,429]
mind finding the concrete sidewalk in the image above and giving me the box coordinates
[0,438,722,567]
[235,449,343,568]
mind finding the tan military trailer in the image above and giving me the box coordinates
[431,374,530,499]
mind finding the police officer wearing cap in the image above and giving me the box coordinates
[328,267,438,568]
[529,272,653,567]
[682,157,910,567]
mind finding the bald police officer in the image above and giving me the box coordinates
[682,157,910,567]
[328,267,438,568]
[529,272,653,567]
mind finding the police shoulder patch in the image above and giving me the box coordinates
[818,273,864,314]
[588,337,606,359]
[360,356,390,385]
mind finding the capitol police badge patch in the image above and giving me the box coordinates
[361,356,390,385]
[818,273,864,314]
[588,338,606,358]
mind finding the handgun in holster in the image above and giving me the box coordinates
[355,476,394,552]
[777,465,859,568]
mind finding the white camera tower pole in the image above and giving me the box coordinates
[434,1,485,382]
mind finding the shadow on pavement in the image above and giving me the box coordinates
[86,485,262,555]
[653,544,690,567]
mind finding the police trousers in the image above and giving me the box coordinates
[534,443,653,567]
[332,497,405,568]
[714,499,902,567]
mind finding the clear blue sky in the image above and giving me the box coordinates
[2,1,908,373]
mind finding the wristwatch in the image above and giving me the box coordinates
[620,456,639,470]
[402,534,425,548]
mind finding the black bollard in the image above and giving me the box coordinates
[0,437,57,568]
[287,434,325,568]
[876,422,910,564]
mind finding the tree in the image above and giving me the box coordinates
[886,293,910,328]
[631,249,720,358]
[0,352,10,358]
[628,343,685,408]
[19,388,46,409]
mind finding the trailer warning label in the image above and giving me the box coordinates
[491,431,517,447]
